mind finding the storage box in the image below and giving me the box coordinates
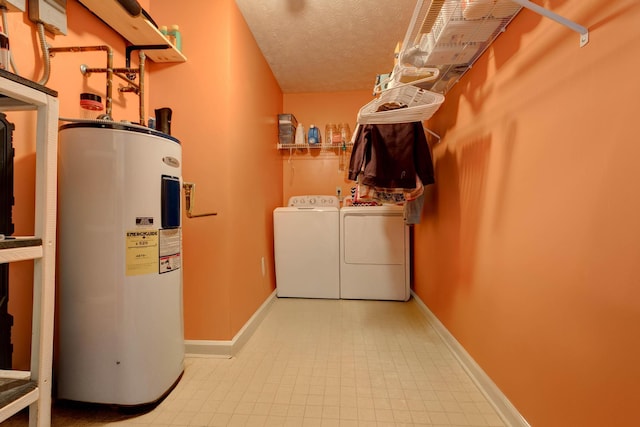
[278,114,298,131]
[278,114,298,145]
[278,132,295,145]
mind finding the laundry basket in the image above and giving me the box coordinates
[357,83,445,125]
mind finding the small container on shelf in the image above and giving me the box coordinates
[339,123,351,144]
[79,93,103,120]
[325,123,337,146]
[295,123,305,145]
[168,25,182,51]
[159,25,180,50]
[278,113,298,146]
[308,124,320,145]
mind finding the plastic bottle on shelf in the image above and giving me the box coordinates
[295,123,305,145]
[338,123,351,171]
[167,25,182,51]
[325,123,337,146]
[308,124,320,145]
[159,25,176,47]
[339,123,351,144]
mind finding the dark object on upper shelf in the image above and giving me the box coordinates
[0,111,14,370]
[0,112,14,238]
[115,0,158,29]
[116,0,141,17]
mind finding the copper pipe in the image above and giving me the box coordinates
[49,45,113,117]
[84,70,140,95]
[49,45,151,126]
[83,67,139,74]
[138,51,146,126]
[112,72,140,89]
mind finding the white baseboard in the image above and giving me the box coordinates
[184,290,277,358]
[411,291,530,427]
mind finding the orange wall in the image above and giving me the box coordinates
[415,1,640,426]
[282,91,373,204]
[147,0,282,340]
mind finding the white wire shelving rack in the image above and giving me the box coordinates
[392,0,588,95]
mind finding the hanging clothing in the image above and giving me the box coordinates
[348,121,435,190]
[348,116,435,224]
[404,192,426,225]
[354,174,424,206]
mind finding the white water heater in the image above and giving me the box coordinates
[57,122,184,406]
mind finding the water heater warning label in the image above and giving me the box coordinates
[125,230,159,276]
[159,228,181,274]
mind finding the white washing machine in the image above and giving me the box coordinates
[340,205,410,301]
[273,195,340,299]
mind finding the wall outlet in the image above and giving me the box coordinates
[336,187,342,198]
[261,256,266,277]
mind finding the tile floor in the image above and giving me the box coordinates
[4,297,506,426]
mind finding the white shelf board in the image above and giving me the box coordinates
[0,370,31,380]
[0,246,43,263]
[0,388,39,423]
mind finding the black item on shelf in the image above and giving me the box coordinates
[0,112,15,235]
[116,0,141,17]
[0,112,15,369]
[155,108,172,135]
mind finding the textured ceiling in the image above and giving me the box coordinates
[234,0,418,93]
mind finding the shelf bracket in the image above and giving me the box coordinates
[511,0,588,47]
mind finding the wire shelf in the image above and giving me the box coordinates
[397,0,524,94]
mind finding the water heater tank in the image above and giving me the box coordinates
[56,122,184,406]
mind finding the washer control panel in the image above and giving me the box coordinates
[288,195,340,208]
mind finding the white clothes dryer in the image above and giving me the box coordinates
[340,205,410,301]
[273,196,340,299]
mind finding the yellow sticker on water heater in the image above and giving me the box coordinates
[125,230,159,276]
